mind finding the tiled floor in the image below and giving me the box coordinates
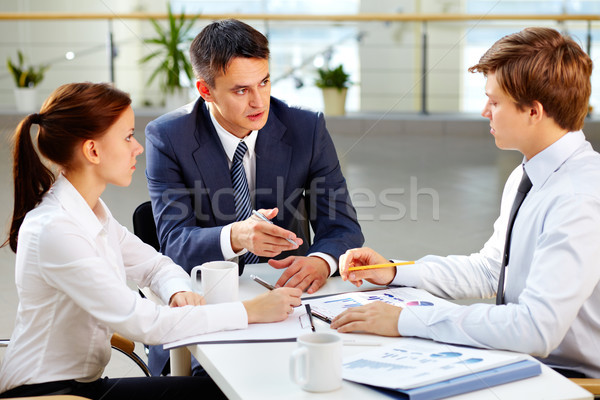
[0,111,588,376]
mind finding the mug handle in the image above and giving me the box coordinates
[290,347,309,386]
[190,265,202,293]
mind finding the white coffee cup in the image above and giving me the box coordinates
[190,261,239,304]
[289,332,343,392]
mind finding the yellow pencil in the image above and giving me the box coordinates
[348,261,415,272]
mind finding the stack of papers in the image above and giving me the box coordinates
[342,338,541,399]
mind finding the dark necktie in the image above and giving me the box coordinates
[231,141,260,265]
[496,167,533,305]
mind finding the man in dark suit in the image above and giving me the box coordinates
[145,19,364,375]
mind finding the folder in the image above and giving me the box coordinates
[363,359,541,400]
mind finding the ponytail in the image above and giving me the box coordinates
[3,114,54,252]
[1,82,131,253]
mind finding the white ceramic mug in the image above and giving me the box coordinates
[190,261,239,304]
[289,332,343,392]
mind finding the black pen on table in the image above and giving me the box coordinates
[251,210,298,246]
[309,308,332,324]
[305,304,316,332]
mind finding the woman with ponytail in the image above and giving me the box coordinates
[0,82,301,399]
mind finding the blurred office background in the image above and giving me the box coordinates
[1,0,600,374]
[0,1,599,112]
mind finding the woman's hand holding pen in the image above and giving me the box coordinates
[169,291,206,307]
[339,247,396,287]
[230,208,302,256]
[243,287,302,323]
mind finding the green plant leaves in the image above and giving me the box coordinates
[315,64,350,90]
[140,2,199,95]
[6,50,49,88]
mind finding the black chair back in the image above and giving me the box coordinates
[132,201,160,251]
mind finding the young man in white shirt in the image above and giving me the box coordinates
[332,27,600,379]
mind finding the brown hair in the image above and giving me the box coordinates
[3,82,131,252]
[469,27,592,131]
[189,19,269,87]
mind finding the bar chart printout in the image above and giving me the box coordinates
[342,338,526,390]
[305,287,441,321]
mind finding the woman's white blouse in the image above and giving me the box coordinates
[0,175,247,393]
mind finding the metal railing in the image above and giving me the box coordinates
[1,13,599,114]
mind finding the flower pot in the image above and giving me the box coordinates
[14,87,38,113]
[321,87,348,116]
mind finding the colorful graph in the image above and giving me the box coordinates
[405,300,434,306]
[324,297,362,309]
[461,358,483,364]
[306,287,439,321]
[366,292,404,304]
[361,291,435,307]
[345,358,414,371]
[431,352,462,358]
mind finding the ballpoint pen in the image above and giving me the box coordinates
[308,308,332,324]
[250,274,276,290]
[305,304,316,332]
[251,210,298,246]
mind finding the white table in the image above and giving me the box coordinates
[177,264,593,400]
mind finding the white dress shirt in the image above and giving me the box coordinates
[208,105,337,275]
[391,131,600,377]
[0,175,248,393]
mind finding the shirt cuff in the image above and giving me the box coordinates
[397,297,460,339]
[397,303,432,338]
[308,252,337,277]
[220,223,247,260]
[390,259,422,287]
[160,277,193,305]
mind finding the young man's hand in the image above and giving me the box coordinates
[339,247,396,287]
[330,302,402,337]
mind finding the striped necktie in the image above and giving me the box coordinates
[231,141,259,265]
[496,167,532,305]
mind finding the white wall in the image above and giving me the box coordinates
[358,0,465,113]
[0,0,168,109]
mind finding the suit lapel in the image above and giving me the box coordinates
[255,111,292,207]
[191,101,236,222]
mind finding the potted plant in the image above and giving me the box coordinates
[140,2,198,110]
[315,64,351,116]
[7,50,49,112]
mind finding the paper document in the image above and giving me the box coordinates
[342,337,526,390]
[164,307,312,349]
[304,287,447,321]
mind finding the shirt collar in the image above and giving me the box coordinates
[207,103,258,163]
[49,174,109,238]
[523,130,586,189]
